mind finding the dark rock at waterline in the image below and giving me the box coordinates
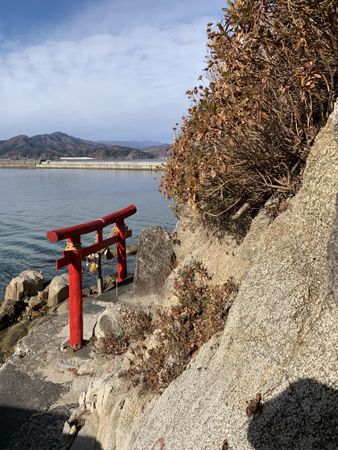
[133,227,174,297]
[0,298,25,331]
[1,270,44,331]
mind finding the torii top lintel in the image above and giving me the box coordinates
[46,204,137,243]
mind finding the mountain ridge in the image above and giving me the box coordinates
[0,132,161,160]
[97,139,169,149]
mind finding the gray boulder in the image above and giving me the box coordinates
[47,273,69,308]
[4,270,44,302]
[95,305,124,341]
[94,302,140,341]
[133,227,174,297]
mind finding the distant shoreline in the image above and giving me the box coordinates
[0,159,164,171]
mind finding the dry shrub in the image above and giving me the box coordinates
[162,1,338,228]
[98,310,153,356]
[122,262,238,393]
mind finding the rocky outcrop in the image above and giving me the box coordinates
[0,271,68,353]
[0,270,44,331]
[69,106,338,449]
[4,270,43,302]
[128,106,338,449]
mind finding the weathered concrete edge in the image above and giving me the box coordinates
[0,160,37,169]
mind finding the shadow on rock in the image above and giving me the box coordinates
[247,378,338,449]
[0,405,102,450]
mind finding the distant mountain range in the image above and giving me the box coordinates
[0,132,170,160]
[98,140,168,149]
[97,140,171,158]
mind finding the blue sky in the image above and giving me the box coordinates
[0,0,225,142]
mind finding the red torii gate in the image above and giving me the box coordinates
[46,204,137,350]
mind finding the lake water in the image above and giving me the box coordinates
[0,168,176,298]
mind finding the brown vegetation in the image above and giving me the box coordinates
[121,263,237,393]
[246,393,264,418]
[98,263,237,393]
[162,0,338,229]
[98,310,153,357]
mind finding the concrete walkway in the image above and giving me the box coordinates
[0,283,133,450]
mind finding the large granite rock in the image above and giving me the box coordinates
[133,227,173,297]
[128,105,338,449]
[69,108,338,450]
[47,274,69,308]
[4,270,44,302]
[94,303,136,340]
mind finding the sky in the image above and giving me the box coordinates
[0,0,225,143]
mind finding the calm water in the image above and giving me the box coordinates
[0,168,176,298]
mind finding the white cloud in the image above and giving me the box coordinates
[0,1,224,141]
